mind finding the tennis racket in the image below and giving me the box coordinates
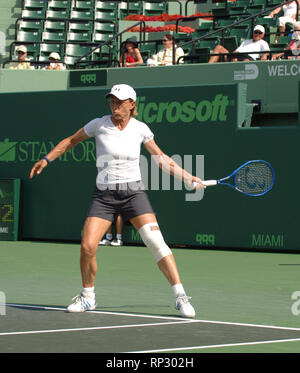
[193,160,275,196]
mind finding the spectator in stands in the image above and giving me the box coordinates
[44,52,66,70]
[120,37,143,67]
[208,25,270,63]
[9,45,34,70]
[99,214,124,246]
[266,0,299,44]
[272,21,300,59]
[147,34,185,66]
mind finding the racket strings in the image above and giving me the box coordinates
[234,162,274,195]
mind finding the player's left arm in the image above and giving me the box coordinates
[143,139,204,188]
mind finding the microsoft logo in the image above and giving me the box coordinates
[0,139,18,162]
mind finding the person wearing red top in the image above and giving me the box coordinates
[120,37,143,67]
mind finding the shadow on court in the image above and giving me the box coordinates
[1,304,300,353]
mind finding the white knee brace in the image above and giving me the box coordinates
[138,222,172,262]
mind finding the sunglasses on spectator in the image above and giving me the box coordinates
[254,30,263,34]
[17,51,25,54]
[162,39,170,42]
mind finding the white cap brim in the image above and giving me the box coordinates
[105,84,136,101]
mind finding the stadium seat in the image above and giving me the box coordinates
[223,36,239,52]
[94,1,118,12]
[72,0,94,11]
[47,0,71,10]
[17,30,41,43]
[42,31,66,42]
[67,31,91,42]
[46,10,70,20]
[94,11,118,22]
[119,1,143,19]
[93,32,114,43]
[23,0,47,11]
[69,21,93,33]
[44,21,66,32]
[40,42,62,57]
[144,2,168,16]
[94,21,116,34]
[64,43,92,66]
[21,9,45,19]
[70,10,94,21]
[18,20,43,33]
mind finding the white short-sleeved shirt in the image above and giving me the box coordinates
[84,115,154,186]
[236,39,270,60]
[283,2,297,17]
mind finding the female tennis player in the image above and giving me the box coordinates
[29,84,204,318]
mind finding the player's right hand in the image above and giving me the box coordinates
[29,158,48,179]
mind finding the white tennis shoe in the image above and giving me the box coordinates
[67,294,97,312]
[174,294,195,318]
[99,238,112,246]
[110,239,123,246]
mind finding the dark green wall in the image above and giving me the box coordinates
[0,81,298,251]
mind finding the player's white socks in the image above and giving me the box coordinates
[172,283,186,298]
[106,233,113,241]
[82,286,95,299]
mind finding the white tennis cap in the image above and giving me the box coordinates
[106,84,136,101]
[254,25,265,34]
[49,52,60,60]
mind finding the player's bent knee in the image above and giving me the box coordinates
[138,222,172,262]
[81,240,98,257]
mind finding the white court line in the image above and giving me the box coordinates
[131,337,300,353]
[4,303,193,321]
[4,303,300,337]
[0,320,194,337]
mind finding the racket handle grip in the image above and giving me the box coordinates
[203,180,218,186]
[192,180,217,188]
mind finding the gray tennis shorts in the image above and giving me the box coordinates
[86,181,155,222]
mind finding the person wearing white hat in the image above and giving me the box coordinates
[267,0,299,44]
[45,52,66,70]
[29,83,205,319]
[209,25,270,63]
[9,45,34,70]
[271,21,300,60]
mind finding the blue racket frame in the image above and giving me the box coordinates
[216,160,275,197]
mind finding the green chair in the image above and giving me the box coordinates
[64,43,92,66]
[70,10,94,20]
[17,30,41,42]
[18,20,43,33]
[72,1,94,11]
[94,21,116,34]
[40,42,62,57]
[47,0,71,10]
[223,35,239,52]
[21,9,45,19]
[119,1,143,19]
[94,1,118,12]
[69,21,93,32]
[46,10,70,20]
[42,31,66,42]
[67,31,91,42]
[44,21,66,32]
[93,32,114,42]
[94,10,118,21]
[23,0,47,10]
[144,2,168,16]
